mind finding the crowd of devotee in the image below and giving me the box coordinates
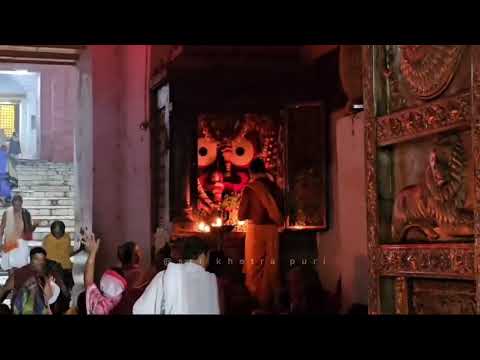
[0,159,365,315]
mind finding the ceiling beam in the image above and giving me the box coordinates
[33,45,85,49]
[0,58,76,66]
[0,50,79,61]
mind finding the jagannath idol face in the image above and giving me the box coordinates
[197,116,259,213]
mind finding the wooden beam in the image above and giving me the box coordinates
[33,45,85,49]
[0,58,76,66]
[0,50,79,61]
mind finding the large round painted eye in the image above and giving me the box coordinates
[198,137,217,167]
[231,137,255,167]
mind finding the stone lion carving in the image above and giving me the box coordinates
[392,134,473,242]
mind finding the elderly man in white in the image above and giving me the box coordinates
[133,236,220,315]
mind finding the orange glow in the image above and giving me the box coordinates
[211,217,222,228]
[197,222,211,233]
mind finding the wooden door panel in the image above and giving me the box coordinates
[364,45,480,314]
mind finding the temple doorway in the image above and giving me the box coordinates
[0,47,91,302]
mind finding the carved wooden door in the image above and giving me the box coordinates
[364,45,480,314]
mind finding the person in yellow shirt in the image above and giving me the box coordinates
[42,221,73,290]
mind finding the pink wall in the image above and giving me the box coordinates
[120,45,151,269]
[316,110,368,311]
[90,45,125,276]
[40,66,77,162]
[89,45,151,276]
[0,63,76,162]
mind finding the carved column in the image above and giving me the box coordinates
[471,45,480,314]
[363,45,381,314]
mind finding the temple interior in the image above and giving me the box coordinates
[1,45,478,315]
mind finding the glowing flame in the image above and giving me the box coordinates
[212,217,223,228]
[197,222,211,233]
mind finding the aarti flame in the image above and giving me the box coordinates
[211,217,223,228]
[197,222,211,233]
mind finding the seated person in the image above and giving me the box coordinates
[42,221,74,290]
[83,232,127,315]
[0,247,61,315]
[45,258,70,315]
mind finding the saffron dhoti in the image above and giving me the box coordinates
[243,223,281,308]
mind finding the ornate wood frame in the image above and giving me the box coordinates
[364,45,480,314]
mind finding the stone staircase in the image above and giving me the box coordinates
[12,159,75,243]
[0,160,75,294]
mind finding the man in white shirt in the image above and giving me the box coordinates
[133,236,220,315]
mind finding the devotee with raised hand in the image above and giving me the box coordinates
[0,195,39,271]
[83,230,128,315]
[238,158,283,311]
[133,236,221,315]
[0,247,60,315]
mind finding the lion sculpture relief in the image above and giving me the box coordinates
[392,135,473,242]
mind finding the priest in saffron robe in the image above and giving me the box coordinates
[238,158,283,310]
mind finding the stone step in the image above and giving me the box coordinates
[14,190,74,198]
[31,228,75,241]
[16,168,72,172]
[16,166,72,170]
[21,197,73,207]
[15,169,73,176]
[17,185,73,192]
[16,168,73,172]
[0,206,74,217]
[16,169,72,175]
[8,161,75,253]
[15,162,72,167]
[35,216,75,228]
[17,179,73,189]
[0,215,77,228]
[16,165,72,168]
[17,172,71,179]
